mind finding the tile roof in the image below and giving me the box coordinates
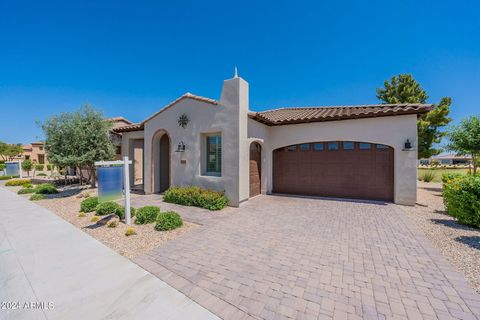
[249,104,433,126]
[112,93,217,133]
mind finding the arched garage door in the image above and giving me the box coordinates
[273,141,394,202]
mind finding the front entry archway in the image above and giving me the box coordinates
[152,130,171,193]
[249,142,262,197]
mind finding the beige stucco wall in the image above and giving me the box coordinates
[246,114,418,205]
[141,77,249,206]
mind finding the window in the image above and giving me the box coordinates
[300,143,310,151]
[313,143,324,151]
[286,145,297,151]
[359,143,371,150]
[376,144,389,149]
[343,142,354,150]
[328,142,339,151]
[206,135,221,175]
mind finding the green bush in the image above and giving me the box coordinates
[0,175,18,180]
[5,179,32,186]
[37,173,47,177]
[442,174,480,227]
[0,163,5,171]
[35,164,45,171]
[163,186,229,210]
[34,183,58,194]
[80,197,99,212]
[18,188,36,194]
[115,206,137,220]
[30,194,45,201]
[135,206,160,224]
[22,183,33,188]
[155,211,183,231]
[47,164,53,171]
[96,201,122,216]
[419,169,435,182]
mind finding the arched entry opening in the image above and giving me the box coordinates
[151,130,171,193]
[249,142,262,197]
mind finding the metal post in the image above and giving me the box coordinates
[18,160,23,179]
[123,156,131,225]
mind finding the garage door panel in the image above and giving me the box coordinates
[273,142,393,202]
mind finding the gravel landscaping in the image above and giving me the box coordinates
[2,182,197,259]
[402,181,480,293]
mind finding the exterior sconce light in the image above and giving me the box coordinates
[404,139,412,150]
[176,141,186,152]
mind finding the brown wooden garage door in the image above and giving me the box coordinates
[273,141,394,202]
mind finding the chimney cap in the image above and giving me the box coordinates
[234,66,238,78]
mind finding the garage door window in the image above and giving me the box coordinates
[376,144,389,150]
[328,142,339,151]
[343,142,354,150]
[287,145,297,151]
[313,143,324,151]
[300,143,310,151]
[359,143,371,150]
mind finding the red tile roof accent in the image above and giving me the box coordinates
[249,104,433,126]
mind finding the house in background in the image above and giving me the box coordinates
[420,154,472,166]
[22,141,49,165]
[113,72,432,206]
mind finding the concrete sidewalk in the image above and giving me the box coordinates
[0,187,219,320]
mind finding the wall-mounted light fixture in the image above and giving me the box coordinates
[176,141,186,152]
[404,139,412,150]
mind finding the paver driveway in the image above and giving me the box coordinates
[135,195,480,320]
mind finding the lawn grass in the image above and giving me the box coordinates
[417,168,470,183]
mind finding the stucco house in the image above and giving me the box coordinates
[112,73,432,206]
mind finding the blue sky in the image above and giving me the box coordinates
[1,0,479,144]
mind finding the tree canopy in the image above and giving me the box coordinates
[446,115,480,174]
[41,105,115,186]
[0,141,24,161]
[376,74,451,159]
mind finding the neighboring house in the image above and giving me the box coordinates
[421,154,472,166]
[112,73,432,206]
[22,141,49,165]
[107,117,134,160]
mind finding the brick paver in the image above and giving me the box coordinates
[135,195,480,319]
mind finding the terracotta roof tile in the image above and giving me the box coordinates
[249,104,433,126]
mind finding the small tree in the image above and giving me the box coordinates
[41,105,115,187]
[376,74,452,159]
[446,116,480,175]
[0,141,24,161]
[22,159,33,176]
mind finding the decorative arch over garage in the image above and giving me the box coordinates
[273,141,394,202]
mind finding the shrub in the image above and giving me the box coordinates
[155,211,183,231]
[0,175,18,180]
[35,183,58,194]
[135,206,160,224]
[78,212,86,217]
[30,194,45,201]
[37,173,47,177]
[5,179,32,186]
[125,227,136,236]
[419,170,435,182]
[442,175,480,227]
[21,159,33,175]
[115,206,137,220]
[0,163,5,171]
[163,186,229,210]
[47,164,53,171]
[18,188,36,195]
[35,164,44,171]
[90,215,100,222]
[107,220,118,228]
[22,183,33,188]
[80,197,99,212]
[96,201,122,216]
